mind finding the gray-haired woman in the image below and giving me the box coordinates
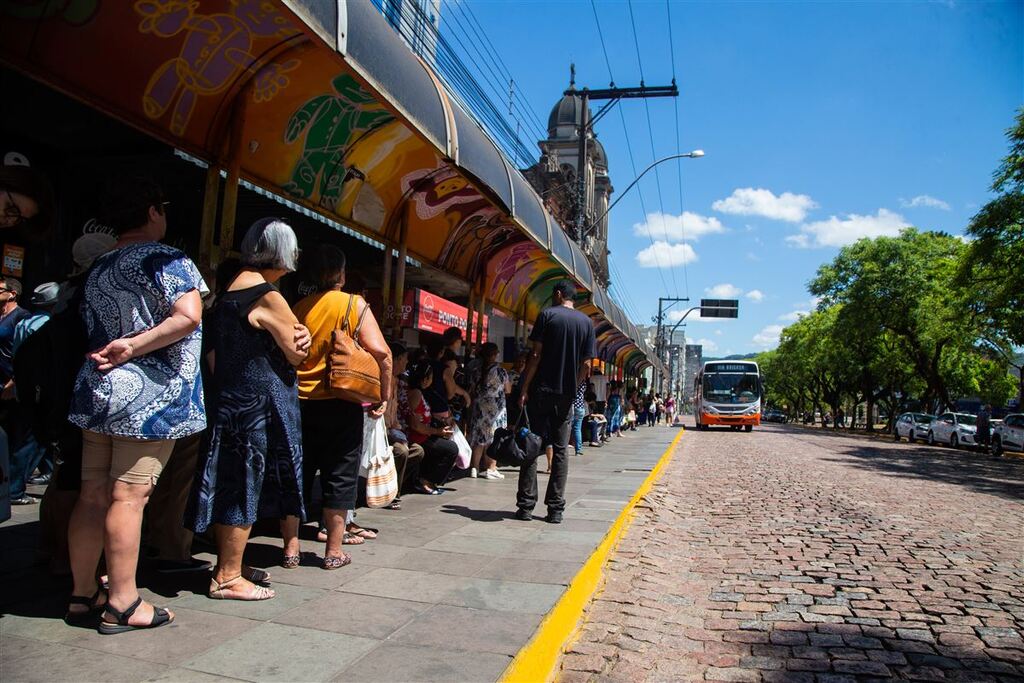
[184,218,311,601]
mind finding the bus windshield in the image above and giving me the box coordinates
[702,373,760,404]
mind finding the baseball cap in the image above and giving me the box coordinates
[71,232,116,275]
[30,281,60,308]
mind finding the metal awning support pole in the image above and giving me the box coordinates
[199,164,221,272]
[392,218,408,337]
[475,287,486,348]
[381,245,393,324]
[465,285,477,353]
[218,93,248,257]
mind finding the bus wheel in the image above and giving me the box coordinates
[744,425,753,432]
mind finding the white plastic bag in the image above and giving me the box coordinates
[361,414,398,508]
[452,424,472,469]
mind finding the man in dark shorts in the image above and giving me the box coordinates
[515,280,596,524]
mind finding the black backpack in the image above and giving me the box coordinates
[12,294,88,446]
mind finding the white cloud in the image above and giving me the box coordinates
[900,195,951,211]
[705,283,743,298]
[745,252,761,262]
[714,330,723,336]
[635,241,698,268]
[712,188,818,222]
[632,211,725,242]
[666,309,723,324]
[692,338,719,353]
[752,324,785,349]
[786,208,909,249]
[746,289,765,302]
[778,310,808,322]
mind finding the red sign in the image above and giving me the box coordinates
[415,289,487,341]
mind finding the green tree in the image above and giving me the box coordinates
[811,229,979,410]
[959,109,1024,348]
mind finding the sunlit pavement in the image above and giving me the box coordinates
[561,423,1024,682]
[0,426,678,682]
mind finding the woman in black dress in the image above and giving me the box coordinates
[185,218,311,601]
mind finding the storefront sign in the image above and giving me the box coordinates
[414,289,487,341]
[2,244,24,278]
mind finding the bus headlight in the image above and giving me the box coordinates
[743,405,758,415]
[704,405,720,414]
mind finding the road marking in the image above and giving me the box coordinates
[499,428,686,683]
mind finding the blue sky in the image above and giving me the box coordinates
[454,0,1022,356]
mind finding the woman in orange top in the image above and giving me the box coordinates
[283,245,391,570]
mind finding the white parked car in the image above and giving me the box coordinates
[992,413,1024,457]
[893,412,935,442]
[928,413,978,449]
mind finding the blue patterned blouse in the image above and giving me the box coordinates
[68,242,209,439]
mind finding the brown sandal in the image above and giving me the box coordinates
[322,553,352,570]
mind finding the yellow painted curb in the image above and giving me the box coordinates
[499,428,686,683]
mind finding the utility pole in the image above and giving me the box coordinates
[568,68,678,241]
[655,296,690,395]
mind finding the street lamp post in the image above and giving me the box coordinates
[584,150,704,240]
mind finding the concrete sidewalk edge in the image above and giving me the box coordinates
[498,428,686,683]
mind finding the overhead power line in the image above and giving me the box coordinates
[666,0,690,299]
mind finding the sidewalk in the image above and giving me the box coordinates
[0,426,679,683]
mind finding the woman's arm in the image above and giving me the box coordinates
[355,298,393,418]
[408,390,444,437]
[444,363,471,404]
[250,290,310,366]
[89,290,203,372]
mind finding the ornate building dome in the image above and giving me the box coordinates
[547,90,590,140]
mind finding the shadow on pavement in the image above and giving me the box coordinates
[825,443,1024,502]
[439,504,518,522]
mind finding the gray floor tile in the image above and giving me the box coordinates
[473,556,582,586]
[62,607,260,666]
[169,583,326,622]
[370,547,495,576]
[184,623,376,682]
[532,529,606,547]
[421,533,525,557]
[335,567,466,603]
[341,541,414,567]
[269,559,376,590]
[273,592,428,639]
[441,577,564,614]
[0,638,172,682]
[390,604,542,656]
[143,668,247,682]
[561,506,622,521]
[513,541,596,562]
[332,642,511,683]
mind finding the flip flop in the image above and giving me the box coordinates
[341,531,365,545]
[241,566,271,583]
[346,524,378,540]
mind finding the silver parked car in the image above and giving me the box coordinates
[893,412,935,443]
[928,413,978,449]
[992,413,1024,457]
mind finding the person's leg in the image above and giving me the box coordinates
[544,395,573,516]
[427,436,458,486]
[321,400,363,562]
[469,444,485,474]
[280,515,300,561]
[101,437,176,625]
[516,393,546,513]
[8,433,44,501]
[392,441,410,488]
[209,524,273,599]
[68,430,113,606]
[148,434,200,565]
[403,442,424,491]
[571,407,584,454]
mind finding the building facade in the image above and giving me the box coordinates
[683,344,704,407]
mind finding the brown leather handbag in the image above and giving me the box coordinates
[327,294,382,404]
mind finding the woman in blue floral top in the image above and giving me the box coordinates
[65,177,207,634]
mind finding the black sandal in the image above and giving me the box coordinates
[98,596,173,635]
[64,589,105,625]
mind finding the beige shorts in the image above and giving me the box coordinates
[81,430,177,485]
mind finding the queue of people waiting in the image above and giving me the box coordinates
[0,170,670,634]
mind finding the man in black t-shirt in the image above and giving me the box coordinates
[514,280,596,523]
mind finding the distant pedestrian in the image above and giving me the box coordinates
[514,281,595,524]
[835,408,845,429]
[977,405,992,451]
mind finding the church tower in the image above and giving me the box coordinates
[523,68,613,286]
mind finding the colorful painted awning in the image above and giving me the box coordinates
[0,0,655,372]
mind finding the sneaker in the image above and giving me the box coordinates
[589,442,601,447]
[514,508,533,521]
[28,473,51,485]
[154,557,213,573]
[482,469,501,480]
[492,469,505,479]
[545,511,563,524]
[10,496,37,505]
[469,467,478,478]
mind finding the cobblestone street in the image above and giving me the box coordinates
[561,424,1024,682]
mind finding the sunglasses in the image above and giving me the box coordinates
[3,190,25,227]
